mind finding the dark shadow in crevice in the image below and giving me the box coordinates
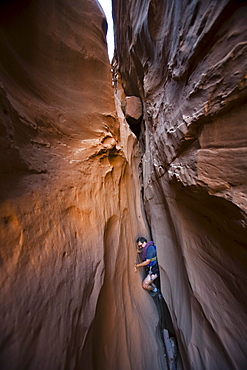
[126,118,142,139]
[151,277,180,370]
[153,278,176,337]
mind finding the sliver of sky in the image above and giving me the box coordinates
[97,0,114,61]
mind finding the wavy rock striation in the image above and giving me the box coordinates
[0,1,166,369]
[113,0,247,369]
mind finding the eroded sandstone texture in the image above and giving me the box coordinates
[0,1,166,369]
[113,0,247,369]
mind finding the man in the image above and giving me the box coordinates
[134,237,160,297]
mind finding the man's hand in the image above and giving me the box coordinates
[134,264,138,273]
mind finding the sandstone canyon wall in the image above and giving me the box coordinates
[113,0,247,369]
[0,1,166,369]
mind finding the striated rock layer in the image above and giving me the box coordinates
[113,0,247,369]
[0,1,166,369]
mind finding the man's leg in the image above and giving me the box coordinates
[142,273,158,291]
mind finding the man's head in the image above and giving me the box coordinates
[136,237,147,252]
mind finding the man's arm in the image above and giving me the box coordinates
[136,259,151,267]
[134,259,151,272]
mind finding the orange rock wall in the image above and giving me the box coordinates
[0,1,166,369]
[113,0,247,369]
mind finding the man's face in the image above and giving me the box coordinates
[137,241,143,249]
[137,241,146,253]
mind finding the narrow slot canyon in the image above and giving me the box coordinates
[0,1,247,370]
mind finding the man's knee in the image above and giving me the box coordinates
[142,279,150,290]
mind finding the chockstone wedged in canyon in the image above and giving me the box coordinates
[0,0,247,370]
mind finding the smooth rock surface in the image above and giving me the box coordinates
[0,1,166,369]
[113,0,247,369]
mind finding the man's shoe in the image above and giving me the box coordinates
[149,288,159,297]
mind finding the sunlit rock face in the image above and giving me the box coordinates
[0,1,166,369]
[113,0,247,369]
